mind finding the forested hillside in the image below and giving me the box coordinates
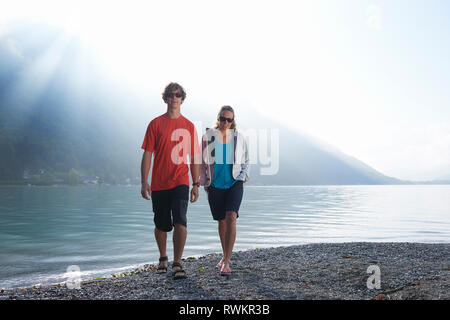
[0,23,139,185]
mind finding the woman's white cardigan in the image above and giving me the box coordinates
[199,128,250,187]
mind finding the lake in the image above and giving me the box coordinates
[0,185,449,289]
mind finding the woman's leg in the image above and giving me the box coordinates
[223,211,237,266]
[209,187,227,267]
[218,220,226,267]
[222,182,242,270]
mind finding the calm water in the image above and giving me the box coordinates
[0,185,449,289]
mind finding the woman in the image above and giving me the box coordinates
[199,106,250,276]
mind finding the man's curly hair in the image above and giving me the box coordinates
[162,82,186,103]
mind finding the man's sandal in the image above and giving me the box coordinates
[172,262,187,280]
[157,256,168,274]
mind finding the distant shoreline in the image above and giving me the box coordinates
[1,182,450,187]
[2,242,448,300]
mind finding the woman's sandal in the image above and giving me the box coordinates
[220,265,232,276]
[157,256,168,274]
[172,262,187,280]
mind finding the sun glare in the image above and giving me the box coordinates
[2,0,449,181]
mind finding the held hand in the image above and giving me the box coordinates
[190,186,199,203]
[141,183,151,200]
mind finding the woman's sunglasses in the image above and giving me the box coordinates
[219,116,234,123]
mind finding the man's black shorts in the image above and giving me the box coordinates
[207,181,243,221]
[151,185,189,232]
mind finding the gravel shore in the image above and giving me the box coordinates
[1,242,449,300]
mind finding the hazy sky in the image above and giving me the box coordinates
[1,0,449,181]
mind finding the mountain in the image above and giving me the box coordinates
[217,117,403,185]
[438,174,450,181]
[0,22,405,185]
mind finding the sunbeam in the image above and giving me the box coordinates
[3,28,72,122]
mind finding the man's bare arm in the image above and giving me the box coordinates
[190,163,200,202]
[141,151,152,200]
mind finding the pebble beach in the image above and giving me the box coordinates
[1,242,449,300]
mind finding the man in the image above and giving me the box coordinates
[141,82,200,280]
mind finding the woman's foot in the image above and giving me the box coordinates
[217,257,232,269]
[220,264,232,276]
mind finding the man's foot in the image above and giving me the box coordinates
[157,256,168,274]
[172,262,187,280]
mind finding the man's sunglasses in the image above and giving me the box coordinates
[219,116,234,123]
[166,92,183,98]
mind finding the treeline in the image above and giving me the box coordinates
[0,104,140,186]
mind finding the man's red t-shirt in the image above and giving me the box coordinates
[141,113,200,191]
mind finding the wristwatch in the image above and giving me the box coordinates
[192,182,200,187]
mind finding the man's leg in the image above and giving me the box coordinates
[173,223,187,264]
[152,189,172,272]
[171,185,189,277]
[154,227,168,272]
[155,227,168,258]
